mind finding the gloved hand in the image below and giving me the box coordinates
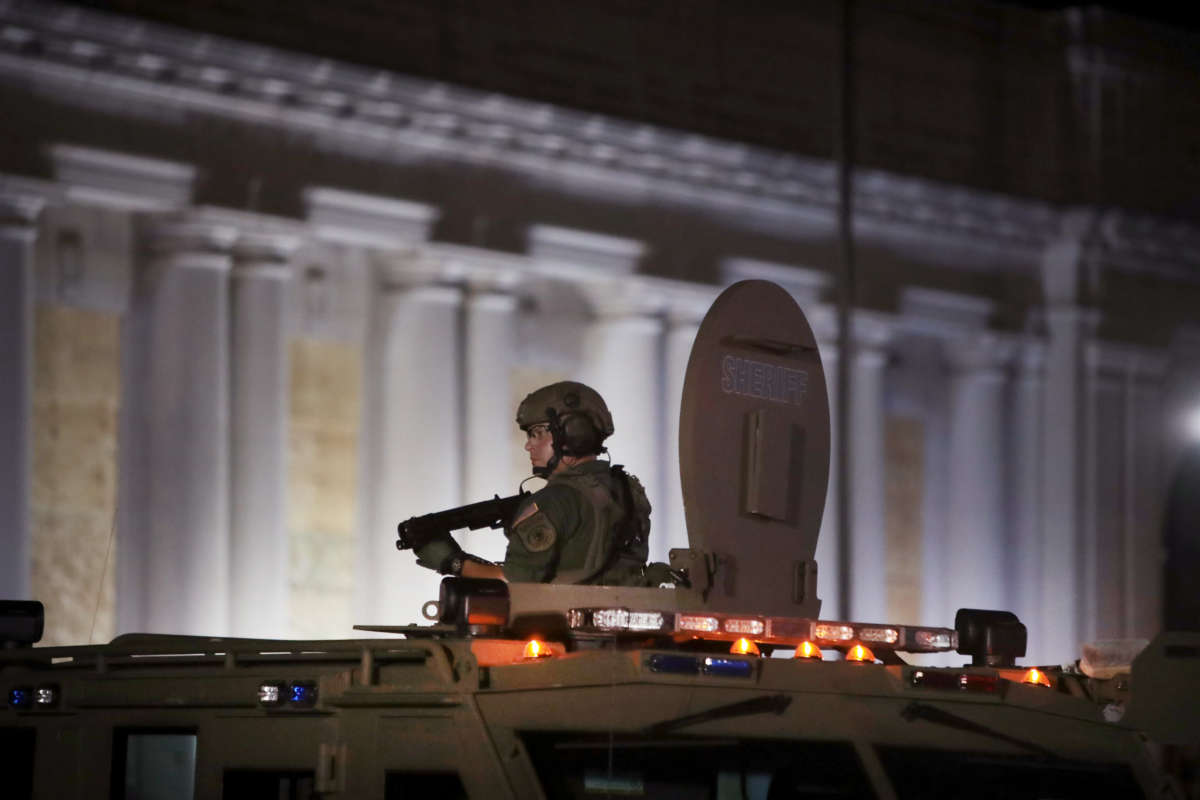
[641,561,686,587]
[414,535,465,575]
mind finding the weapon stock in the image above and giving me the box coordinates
[396,492,528,552]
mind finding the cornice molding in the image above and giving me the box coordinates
[5,0,1171,265]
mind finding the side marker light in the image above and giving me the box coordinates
[846,644,875,663]
[8,686,33,710]
[1022,667,1052,688]
[702,657,754,678]
[523,639,553,659]
[258,681,287,707]
[288,681,318,707]
[34,685,58,708]
[793,641,822,660]
[729,637,761,656]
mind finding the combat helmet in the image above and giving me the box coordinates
[516,381,614,467]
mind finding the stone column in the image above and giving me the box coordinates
[579,289,665,549]
[808,306,842,620]
[1009,340,1046,658]
[944,333,1014,613]
[358,264,464,625]
[1039,305,1098,661]
[847,315,892,622]
[660,292,712,562]
[127,218,237,636]
[1126,354,1167,640]
[228,232,299,638]
[462,276,519,563]
[0,194,44,601]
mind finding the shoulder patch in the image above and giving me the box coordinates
[511,501,539,528]
[514,510,558,553]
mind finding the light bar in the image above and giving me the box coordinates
[565,607,958,653]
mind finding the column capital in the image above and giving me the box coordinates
[0,193,46,236]
[851,311,896,363]
[232,231,303,280]
[1014,339,1047,376]
[527,224,645,275]
[1044,304,1102,336]
[578,278,666,322]
[944,332,1016,377]
[899,286,993,338]
[141,216,239,263]
[49,144,195,211]
[304,186,438,248]
[719,257,830,308]
[642,277,718,327]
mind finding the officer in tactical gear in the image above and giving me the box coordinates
[414,381,653,585]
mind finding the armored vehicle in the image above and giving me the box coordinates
[2,281,1195,799]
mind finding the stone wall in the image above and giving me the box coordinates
[287,339,361,639]
[31,305,119,646]
[885,416,924,626]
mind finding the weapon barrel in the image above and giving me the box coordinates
[396,492,526,551]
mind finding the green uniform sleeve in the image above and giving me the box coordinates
[502,484,582,582]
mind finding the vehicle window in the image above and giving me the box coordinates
[0,727,35,800]
[876,746,1145,800]
[111,728,197,800]
[384,771,468,798]
[223,769,315,799]
[522,734,876,799]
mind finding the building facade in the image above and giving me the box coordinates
[1,0,1198,663]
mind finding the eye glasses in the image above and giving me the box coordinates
[525,424,551,441]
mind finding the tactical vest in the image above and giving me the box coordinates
[550,465,651,586]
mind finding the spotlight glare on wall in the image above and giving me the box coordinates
[1188,408,1200,442]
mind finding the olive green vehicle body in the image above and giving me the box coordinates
[0,624,1185,799]
[2,281,1194,798]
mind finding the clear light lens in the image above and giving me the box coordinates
[566,609,586,628]
[914,629,956,650]
[1022,667,1052,688]
[846,644,876,663]
[258,683,282,705]
[34,686,57,706]
[724,618,765,636]
[729,637,761,656]
[859,627,900,644]
[627,611,665,631]
[593,609,630,630]
[814,623,855,642]
[677,614,720,633]
[793,641,822,660]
